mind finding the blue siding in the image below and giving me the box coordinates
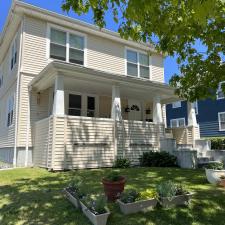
[166,98,225,137]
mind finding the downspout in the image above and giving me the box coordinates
[13,17,24,167]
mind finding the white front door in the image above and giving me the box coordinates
[128,99,142,121]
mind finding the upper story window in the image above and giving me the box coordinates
[10,35,18,71]
[218,112,225,131]
[50,27,85,65]
[0,67,3,88]
[217,82,225,100]
[6,95,14,127]
[170,118,185,128]
[172,101,181,108]
[126,49,150,79]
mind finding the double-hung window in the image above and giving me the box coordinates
[217,82,225,100]
[170,118,185,128]
[10,35,18,70]
[6,95,14,127]
[218,112,225,131]
[126,49,150,79]
[50,27,85,65]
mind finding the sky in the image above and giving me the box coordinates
[0,0,180,83]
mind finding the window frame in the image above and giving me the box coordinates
[172,101,181,108]
[125,47,152,80]
[47,23,87,67]
[0,66,3,88]
[170,118,186,128]
[218,112,225,131]
[217,81,225,100]
[10,34,18,71]
[6,94,14,128]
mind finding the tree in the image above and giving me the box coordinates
[62,0,225,101]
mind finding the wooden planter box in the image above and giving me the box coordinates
[80,201,110,225]
[117,198,157,215]
[64,188,81,209]
[160,193,193,208]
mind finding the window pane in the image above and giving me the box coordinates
[127,50,137,63]
[218,90,225,99]
[69,94,81,108]
[87,110,95,117]
[70,34,84,50]
[69,49,84,65]
[140,66,149,79]
[127,63,138,76]
[88,96,95,110]
[171,120,177,128]
[221,122,225,130]
[50,29,66,45]
[220,113,225,122]
[139,53,149,66]
[172,101,181,108]
[69,109,81,116]
[178,119,185,127]
[50,43,66,61]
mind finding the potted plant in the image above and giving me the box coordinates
[117,189,158,214]
[205,162,225,185]
[80,194,110,225]
[102,171,126,202]
[64,177,85,209]
[219,175,225,187]
[156,181,193,208]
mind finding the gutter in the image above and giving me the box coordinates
[13,17,24,167]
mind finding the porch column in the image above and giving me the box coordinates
[53,75,65,116]
[153,96,163,124]
[111,85,122,121]
[187,102,197,126]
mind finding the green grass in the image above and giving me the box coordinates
[0,167,225,225]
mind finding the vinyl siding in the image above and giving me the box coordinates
[151,54,164,83]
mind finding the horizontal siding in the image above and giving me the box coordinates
[22,16,48,74]
[151,54,164,83]
[200,121,225,137]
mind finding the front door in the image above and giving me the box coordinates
[128,99,142,121]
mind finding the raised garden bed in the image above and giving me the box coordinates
[63,188,81,209]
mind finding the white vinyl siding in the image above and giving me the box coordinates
[126,49,150,79]
[217,82,225,100]
[218,112,225,131]
[170,118,185,128]
[172,101,181,108]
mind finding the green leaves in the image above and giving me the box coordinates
[61,0,225,101]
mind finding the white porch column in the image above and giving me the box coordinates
[53,75,65,116]
[153,96,163,124]
[111,85,122,121]
[187,102,197,126]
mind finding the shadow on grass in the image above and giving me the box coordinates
[0,167,225,225]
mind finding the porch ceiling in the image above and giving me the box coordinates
[29,61,181,104]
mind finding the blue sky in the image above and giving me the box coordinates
[0,0,180,83]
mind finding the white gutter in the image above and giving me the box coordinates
[13,17,24,167]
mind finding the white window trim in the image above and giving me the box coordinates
[66,90,99,117]
[218,112,225,131]
[217,81,225,100]
[170,118,185,128]
[125,46,152,80]
[46,23,87,67]
[9,34,18,72]
[172,101,181,108]
[6,94,14,128]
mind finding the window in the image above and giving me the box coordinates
[87,96,95,117]
[218,112,225,131]
[68,94,82,116]
[10,35,18,70]
[6,95,14,127]
[193,101,198,114]
[0,68,3,88]
[217,82,225,100]
[126,49,150,79]
[172,101,181,108]
[50,27,85,65]
[170,118,185,128]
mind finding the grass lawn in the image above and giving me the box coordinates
[0,167,225,225]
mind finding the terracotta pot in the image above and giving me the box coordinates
[219,179,225,187]
[102,176,126,202]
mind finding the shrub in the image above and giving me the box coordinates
[120,189,140,203]
[113,158,131,168]
[104,171,123,182]
[139,151,178,167]
[205,162,224,170]
[138,189,158,200]
[210,137,225,150]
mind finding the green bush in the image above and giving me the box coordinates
[205,162,224,170]
[139,151,178,167]
[210,137,225,150]
[113,158,131,168]
[104,171,122,182]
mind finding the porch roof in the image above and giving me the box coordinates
[29,61,181,104]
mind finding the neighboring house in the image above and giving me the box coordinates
[0,1,199,170]
[166,84,225,137]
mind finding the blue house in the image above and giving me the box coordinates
[166,82,225,137]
